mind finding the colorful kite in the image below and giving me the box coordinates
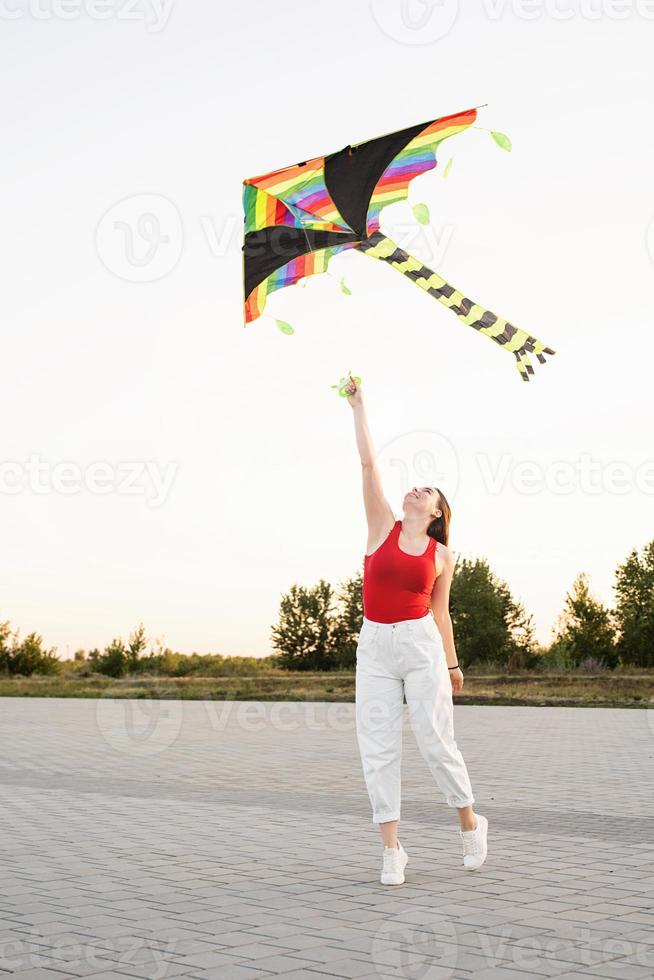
[242,107,556,382]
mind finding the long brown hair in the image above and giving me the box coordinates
[426,487,451,546]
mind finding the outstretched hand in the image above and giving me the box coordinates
[344,373,363,408]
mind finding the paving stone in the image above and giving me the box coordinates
[1,699,653,980]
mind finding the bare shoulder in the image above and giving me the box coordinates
[435,541,457,573]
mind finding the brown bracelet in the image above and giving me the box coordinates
[447,664,460,670]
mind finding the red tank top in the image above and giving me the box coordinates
[362,520,438,623]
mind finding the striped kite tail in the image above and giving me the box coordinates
[357,231,556,383]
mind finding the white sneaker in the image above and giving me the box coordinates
[459,813,488,871]
[380,840,408,885]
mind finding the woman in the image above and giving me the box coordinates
[345,373,488,884]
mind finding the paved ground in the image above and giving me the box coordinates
[0,697,653,980]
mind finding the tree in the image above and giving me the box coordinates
[85,625,153,677]
[14,633,61,675]
[127,623,147,672]
[552,573,617,669]
[0,625,61,676]
[271,579,342,670]
[0,621,12,673]
[330,570,364,670]
[91,637,128,677]
[614,540,654,668]
[497,579,537,670]
[449,557,536,668]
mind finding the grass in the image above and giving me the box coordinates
[1,670,653,707]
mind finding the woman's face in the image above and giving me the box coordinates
[403,486,442,520]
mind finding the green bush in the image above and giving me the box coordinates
[0,623,61,676]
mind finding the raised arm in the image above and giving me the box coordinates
[344,376,395,554]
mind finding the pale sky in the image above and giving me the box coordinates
[1,0,653,657]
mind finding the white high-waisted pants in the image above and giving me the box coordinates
[355,609,475,823]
